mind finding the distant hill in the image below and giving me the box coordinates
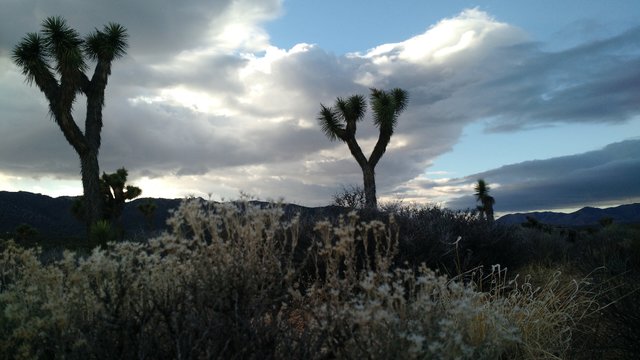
[2,191,639,238]
[497,203,640,226]
[0,191,346,239]
[0,191,184,238]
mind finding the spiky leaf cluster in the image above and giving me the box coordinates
[318,89,408,142]
[318,94,367,141]
[84,23,128,62]
[101,167,142,221]
[370,88,408,136]
[12,16,128,92]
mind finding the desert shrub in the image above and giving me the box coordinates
[0,199,602,359]
[575,224,640,275]
[332,184,366,210]
[507,227,572,269]
[570,224,640,358]
[13,224,39,243]
[0,200,300,359]
[361,204,523,274]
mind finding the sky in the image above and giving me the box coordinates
[0,0,639,214]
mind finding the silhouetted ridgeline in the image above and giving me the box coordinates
[0,191,346,238]
[1,191,639,237]
[0,191,181,237]
[497,203,640,226]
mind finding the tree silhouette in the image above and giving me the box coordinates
[72,167,140,242]
[474,179,495,222]
[332,184,366,210]
[71,167,141,224]
[137,200,157,231]
[101,168,142,223]
[12,16,128,229]
[318,88,408,209]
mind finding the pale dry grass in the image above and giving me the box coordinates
[0,199,602,359]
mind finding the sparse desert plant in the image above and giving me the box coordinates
[0,199,606,359]
[332,184,366,209]
[88,219,117,244]
[296,217,600,359]
[377,204,520,274]
[571,224,640,358]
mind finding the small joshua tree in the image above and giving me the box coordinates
[137,200,157,231]
[475,179,495,222]
[101,167,142,223]
[318,88,408,209]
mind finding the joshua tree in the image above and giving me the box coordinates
[318,88,408,209]
[72,167,140,241]
[72,167,141,224]
[137,200,157,231]
[474,179,495,222]
[12,16,128,228]
[101,167,142,223]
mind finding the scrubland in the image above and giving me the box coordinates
[1,199,638,359]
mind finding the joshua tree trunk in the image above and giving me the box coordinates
[80,150,103,227]
[362,164,377,209]
[345,136,379,209]
[483,199,495,222]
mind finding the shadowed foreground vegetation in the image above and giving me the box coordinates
[1,199,639,359]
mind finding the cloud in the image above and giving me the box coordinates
[0,0,280,56]
[444,140,640,212]
[0,5,638,207]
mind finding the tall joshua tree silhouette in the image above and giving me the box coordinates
[12,16,128,229]
[318,88,408,209]
[475,179,495,222]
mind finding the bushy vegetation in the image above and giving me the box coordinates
[3,199,637,359]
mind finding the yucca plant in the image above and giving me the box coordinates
[12,17,128,229]
[318,88,408,209]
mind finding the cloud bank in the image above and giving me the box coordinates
[442,139,640,212]
[0,3,638,210]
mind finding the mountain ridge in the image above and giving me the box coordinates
[496,203,640,226]
[1,191,639,238]
[0,191,345,238]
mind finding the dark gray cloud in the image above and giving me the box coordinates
[445,140,640,212]
[474,27,640,131]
